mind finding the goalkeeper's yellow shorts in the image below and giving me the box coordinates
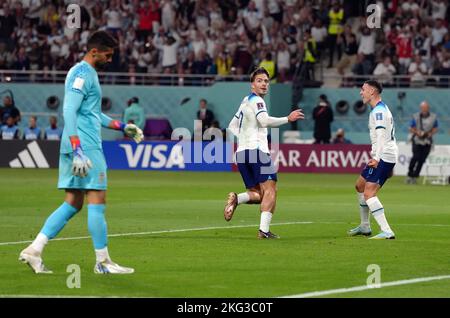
[58,149,108,190]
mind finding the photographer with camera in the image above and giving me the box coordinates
[406,101,439,184]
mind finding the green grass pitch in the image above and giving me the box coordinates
[0,168,449,298]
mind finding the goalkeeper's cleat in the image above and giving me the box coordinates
[347,226,372,237]
[19,248,53,274]
[224,192,238,221]
[94,260,134,274]
[369,231,396,240]
[257,230,280,239]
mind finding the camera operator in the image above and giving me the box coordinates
[406,101,439,184]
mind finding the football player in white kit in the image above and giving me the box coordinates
[348,80,398,239]
[224,67,304,239]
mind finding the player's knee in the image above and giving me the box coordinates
[363,191,375,202]
[66,200,83,211]
[262,188,276,201]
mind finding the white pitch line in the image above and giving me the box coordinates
[2,221,450,247]
[281,274,450,298]
[0,221,314,246]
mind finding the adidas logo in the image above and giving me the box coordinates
[9,141,49,168]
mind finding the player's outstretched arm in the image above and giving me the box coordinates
[257,109,304,128]
[100,113,144,143]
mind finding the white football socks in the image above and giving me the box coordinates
[237,192,250,205]
[95,246,111,263]
[366,197,393,233]
[357,192,370,229]
[259,211,273,233]
[30,233,49,255]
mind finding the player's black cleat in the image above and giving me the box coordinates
[257,230,280,239]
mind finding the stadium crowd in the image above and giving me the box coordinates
[1,0,450,85]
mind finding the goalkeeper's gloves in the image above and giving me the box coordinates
[70,136,92,178]
[124,123,144,143]
[110,120,144,143]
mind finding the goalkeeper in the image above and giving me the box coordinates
[19,31,143,274]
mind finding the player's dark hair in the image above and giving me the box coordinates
[250,67,270,82]
[87,31,118,52]
[364,80,383,94]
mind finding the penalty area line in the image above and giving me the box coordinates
[280,274,450,298]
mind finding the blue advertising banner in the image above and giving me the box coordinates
[102,141,233,171]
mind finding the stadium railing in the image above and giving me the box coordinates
[325,74,450,88]
[0,70,248,86]
[3,70,450,88]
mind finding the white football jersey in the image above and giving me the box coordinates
[368,101,398,163]
[233,93,270,154]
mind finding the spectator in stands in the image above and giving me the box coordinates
[137,0,160,41]
[153,31,180,74]
[431,18,448,48]
[358,26,375,66]
[216,48,233,76]
[352,53,373,77]
[431,0,447,20]
[123,97,145,130]
[312,94,334,144]
[302,30,318,81]
[414,27,432,66]
[373,57,397,87]
[336,30,358,76]
[1,95,21,125]
[1,115,20,140]
[276,41,290,83]
[233,44,253,76]
[327,1,344,68]
[196,98,215,132]
[401,0,420,15]
[104,0,123,35]
[332,128,352,144]
[0,3,17,49]
[408,54,428,87]
[44,116,62,140]
[259,52,276,82]
[396,26,414,74]
[311,19,328,59]
[13,46,30,71]
[192,49,212,75]
[23,115,41,140]
[191,30,206,58]
[406,101,439,184]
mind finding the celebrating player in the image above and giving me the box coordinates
[224,67,304,239]
[348,80,397,239]
[19,31,143,274]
